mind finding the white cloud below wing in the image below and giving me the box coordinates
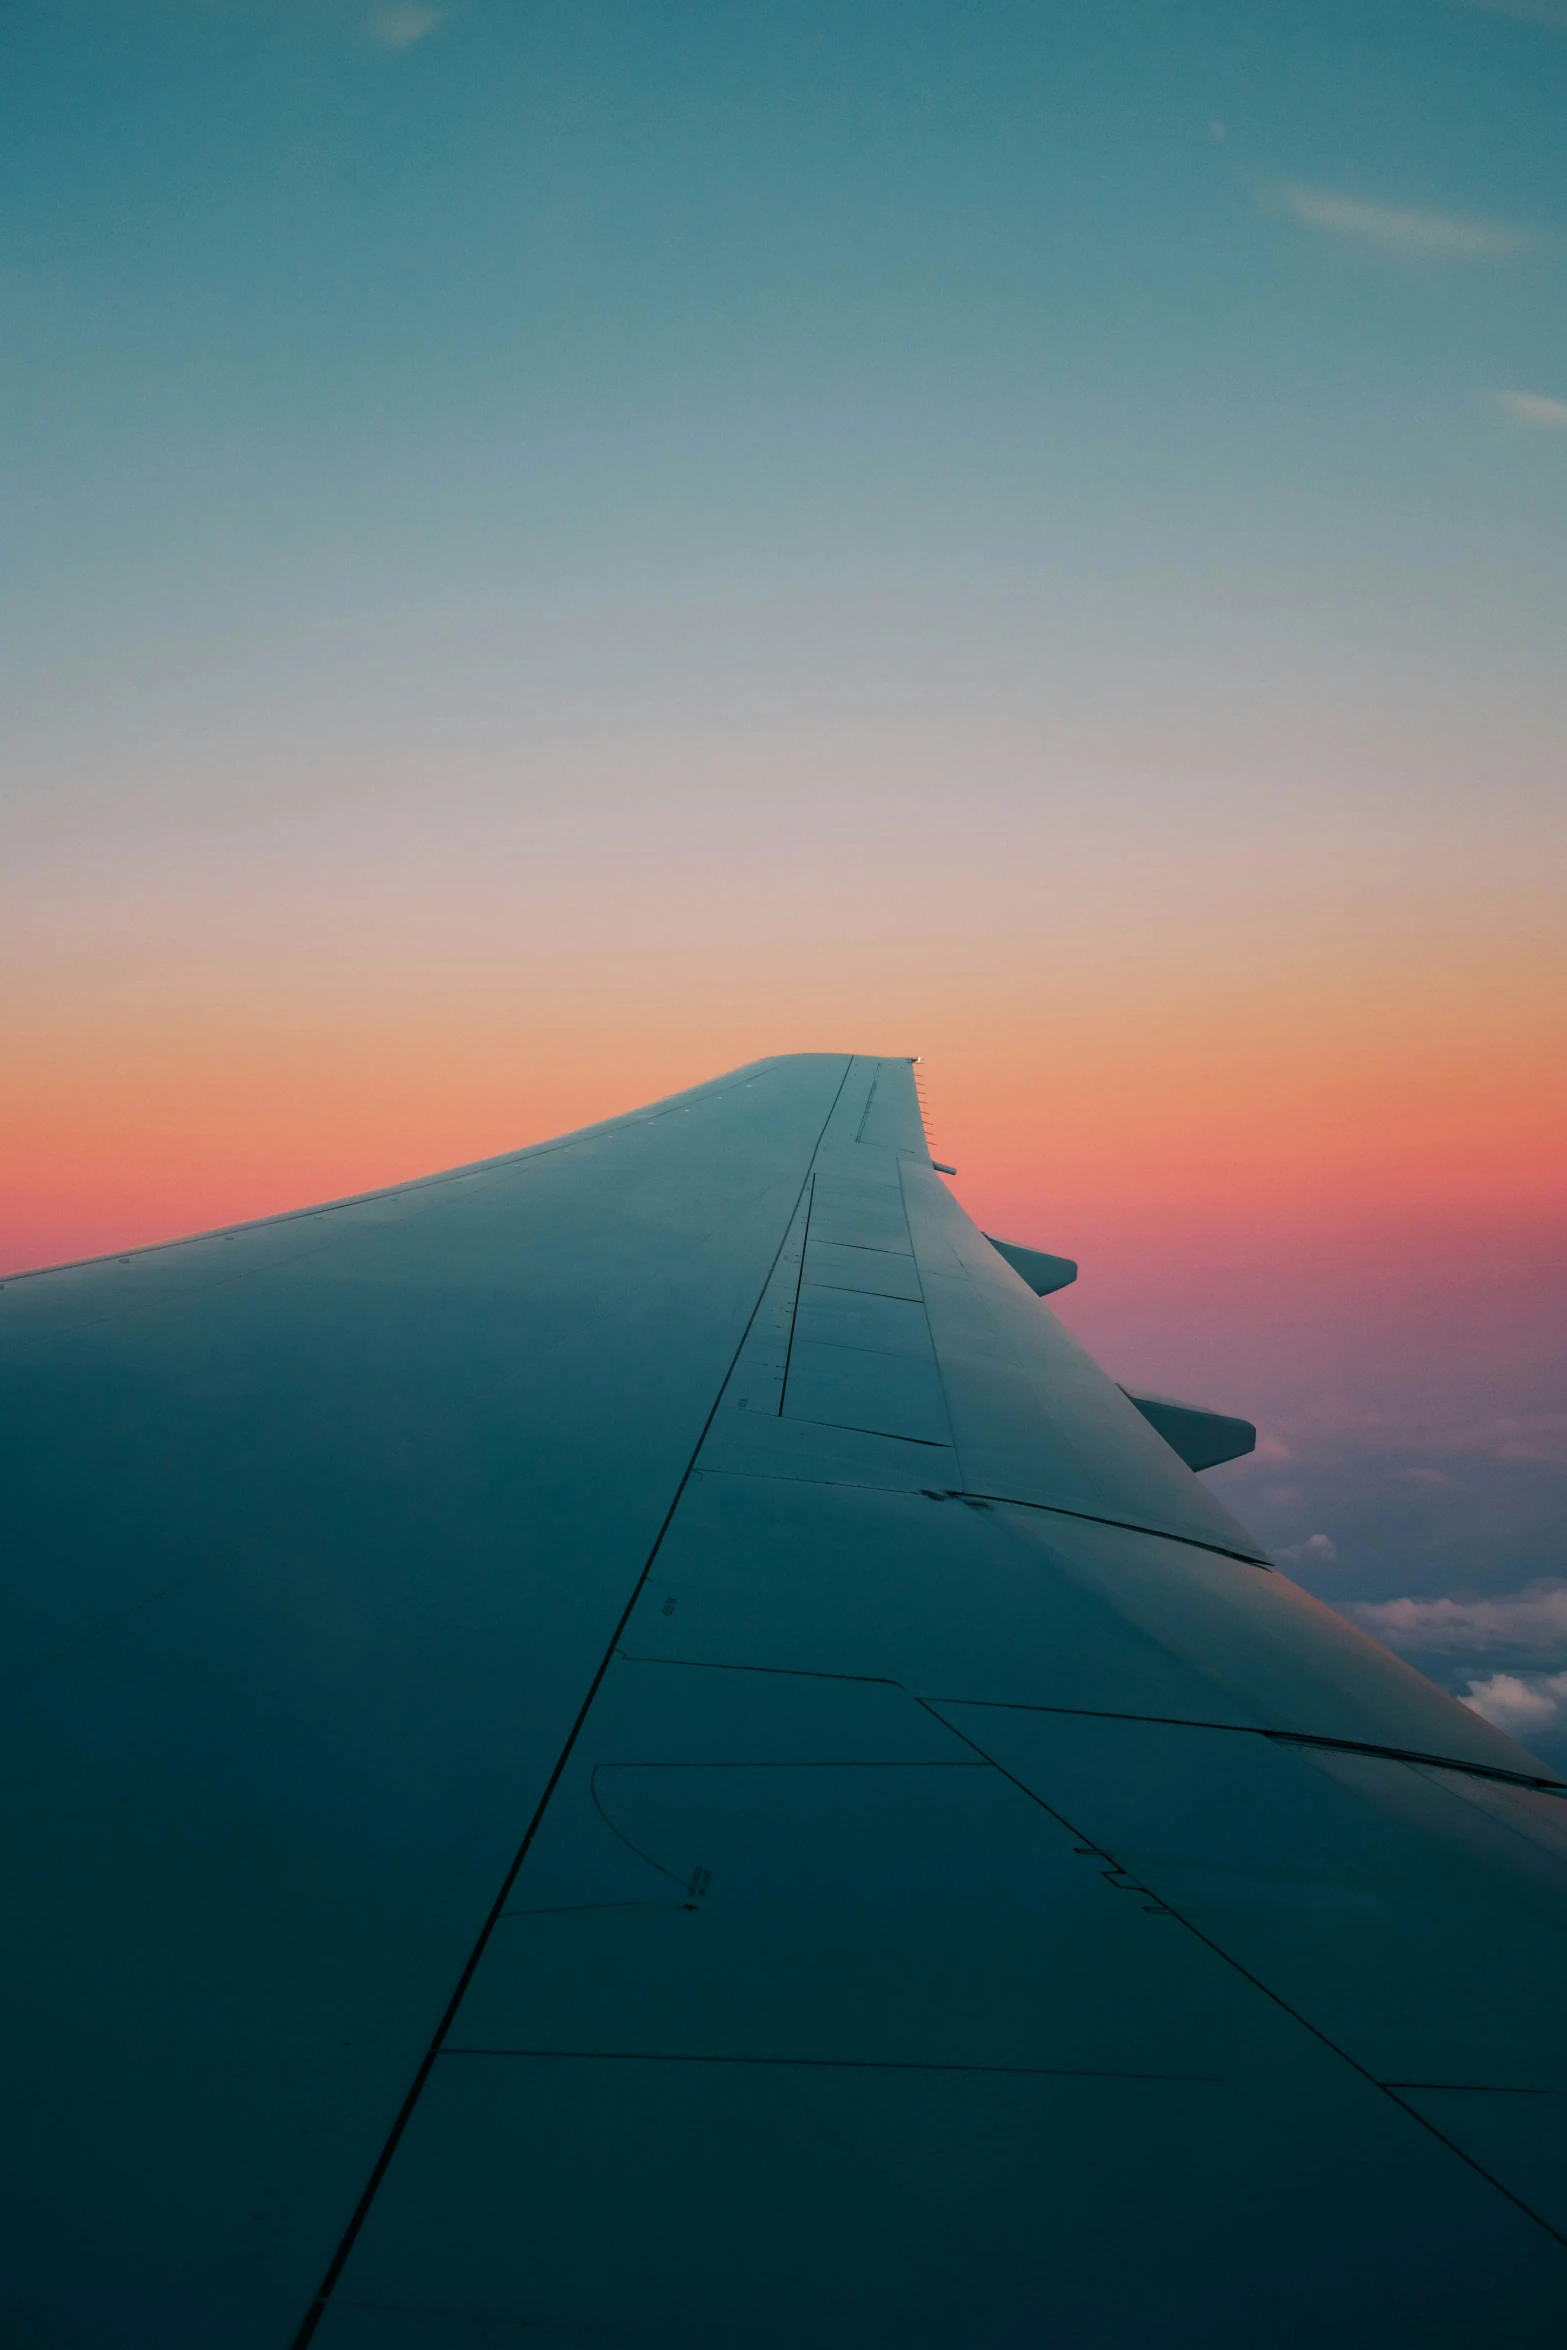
[1460,1670,1567,1735]
[1345,1580,1567,1654]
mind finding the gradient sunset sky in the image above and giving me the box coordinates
[3,3,1564,1740]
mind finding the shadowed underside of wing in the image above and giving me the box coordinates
[1,1054,1565,2349]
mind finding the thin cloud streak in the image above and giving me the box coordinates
[1495,389,1567,428]
[1268,1404,1567,1465]
[1269,182,1527,259]
[1462,0,1567,28]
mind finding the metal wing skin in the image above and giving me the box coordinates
[2,1053,1564,2348]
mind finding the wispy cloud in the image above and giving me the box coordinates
[1267,1403,1567,1466]
[1495,389,1567,429]
[1460,1670,1567,1736]
[1462,0,1567,29]
[1345,1580,1567,1655]
[1269,182,1528,259]
[370,4,444,48]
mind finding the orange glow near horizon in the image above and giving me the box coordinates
[5,886,1563,1280]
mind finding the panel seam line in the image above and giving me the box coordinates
[288,1056,856,2346]
[914,1696,1567,2249]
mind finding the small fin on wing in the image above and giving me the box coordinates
[1121,1390,1257,1472]
[984,1235,1078,1296]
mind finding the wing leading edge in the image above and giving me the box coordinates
[1,1053,1564,2348]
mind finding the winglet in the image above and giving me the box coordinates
[984,1236,1078,1296]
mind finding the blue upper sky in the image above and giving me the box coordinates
[4,0,1563,752]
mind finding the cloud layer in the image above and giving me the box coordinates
[1270,182,1527,259]
[1345,1580,1567,1653]
[1345,1581,1567,1751]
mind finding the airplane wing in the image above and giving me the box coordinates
[1,1052,1564,2348]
